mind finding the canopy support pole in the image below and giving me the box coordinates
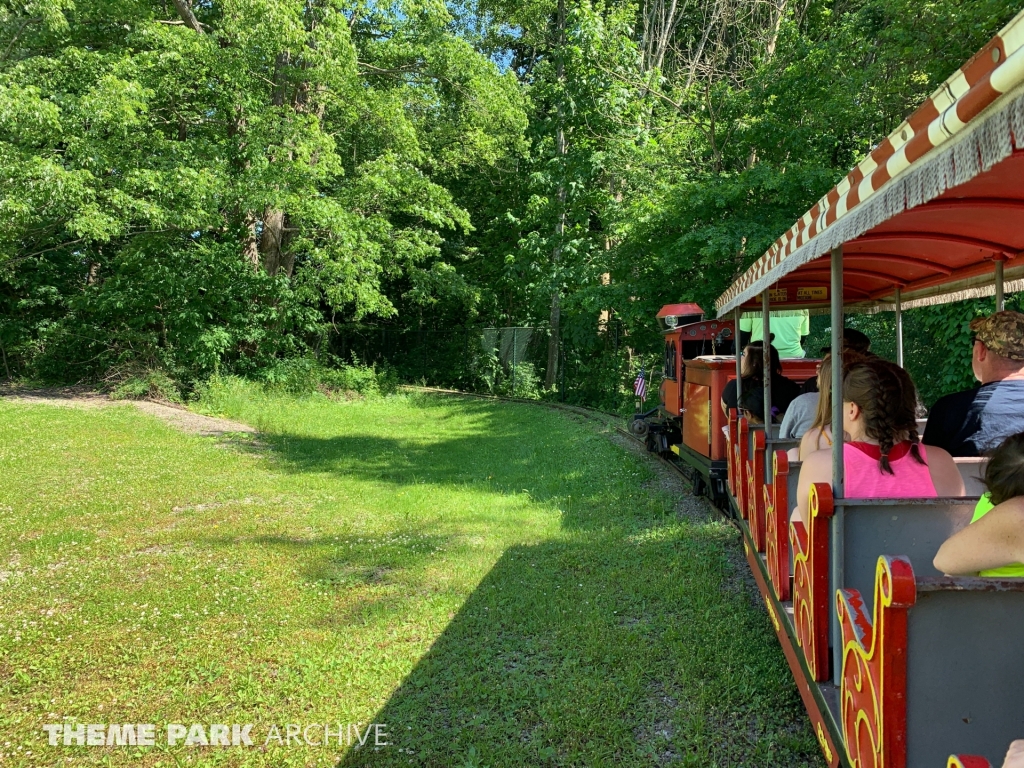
[995,258,1005,312]
[830,245,845,686]
[894,285,904,368]
[734,307,742,405]
[762,291,771,450]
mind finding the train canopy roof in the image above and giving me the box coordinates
[716,9,1024,317]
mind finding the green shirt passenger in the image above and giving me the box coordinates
[934,431,1024,577]
[739,310,810,358]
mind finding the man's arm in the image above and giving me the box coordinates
[738,318,752,349]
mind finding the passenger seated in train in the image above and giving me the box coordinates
[781,354,841,441]
[799,328,873,394]
[793,359,964,523]
[738,309,810,358]
[738,386,767,424]
[933,431,1024,577]
[923,310,1024,457]
[791,352,869,458]
[721,341,801,420]
[781,358,822,439]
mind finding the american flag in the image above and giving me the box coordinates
[634,364,647,400]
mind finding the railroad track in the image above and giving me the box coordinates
[400,385,694,484]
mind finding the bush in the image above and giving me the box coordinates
[494,361,542,399]
[108,369,183,402]
[257,357,398,398]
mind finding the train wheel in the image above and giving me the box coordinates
[711,480,731,512]
[629,417,650,439]
[692,473,708,498]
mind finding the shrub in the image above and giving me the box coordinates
[257,357,398,398]
[495,362,542,400]
[108,369,182,403]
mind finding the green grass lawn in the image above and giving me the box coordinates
[0,384,822,767]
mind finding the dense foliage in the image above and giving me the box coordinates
[0,0,1019,405]
[0,0,525,386]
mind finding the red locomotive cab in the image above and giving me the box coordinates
[632,304,737,484]
[660,331,682,416]
[655,304,701,420]
[655,304,735,418]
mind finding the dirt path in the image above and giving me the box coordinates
[0,387,255,437]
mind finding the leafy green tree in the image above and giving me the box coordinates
[0,0,525,381]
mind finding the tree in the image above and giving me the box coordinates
[0,0,526,380]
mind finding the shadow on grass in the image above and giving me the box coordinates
[244,400,659,535]
[337,530,822,768]
[226,395,822,766]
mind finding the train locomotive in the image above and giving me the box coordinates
[630,302,816,507]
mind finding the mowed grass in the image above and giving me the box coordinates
[0,385,823,767]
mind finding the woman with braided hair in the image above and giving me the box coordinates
[793,358,964,523]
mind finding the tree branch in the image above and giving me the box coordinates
[170,0,204,35]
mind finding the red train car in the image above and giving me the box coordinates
[710,9,1024,766]
[631,303,816,505]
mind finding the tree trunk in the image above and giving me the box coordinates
[766,0,789,60]
[545,0,568,391]
[242,210,260,270]
[258,52,292,275]
[171,0,204,34]
[260,208,286,275]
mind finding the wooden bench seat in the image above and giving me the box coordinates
[837,556,1024,768]
[790,484,977,680]
[765,452,801,600]
[746,434,798,552]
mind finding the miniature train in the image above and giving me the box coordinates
[625,9,1024,767]
[630,302,816,507]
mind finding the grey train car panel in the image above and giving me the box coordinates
[906,582,1024,766]
[837,497,978,602]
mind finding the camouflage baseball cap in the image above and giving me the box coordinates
[970,311,1024,361]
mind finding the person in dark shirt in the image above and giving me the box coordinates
[923,311,1024,457]
[721,341,801,421]
[800,328,873,394]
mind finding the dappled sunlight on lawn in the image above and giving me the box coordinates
[0,393,821,767]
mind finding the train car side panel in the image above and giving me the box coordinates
[683,381,711,456]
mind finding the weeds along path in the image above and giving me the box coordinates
[0,388,823,767]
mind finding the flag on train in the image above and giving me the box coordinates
[634,364,647,400]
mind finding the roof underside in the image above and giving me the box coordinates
[757,154,1024,312]
[716,9,1024,316]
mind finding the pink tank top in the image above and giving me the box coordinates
[843,441,937,499]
